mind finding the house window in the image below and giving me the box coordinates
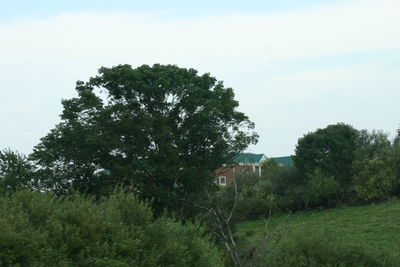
[219,176,226,186]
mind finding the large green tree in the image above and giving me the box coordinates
[31,64,257,211]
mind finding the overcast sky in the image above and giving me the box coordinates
[1,0,399,157]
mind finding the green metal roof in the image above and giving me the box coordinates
[271,156,294,166]
[234,153,265,164]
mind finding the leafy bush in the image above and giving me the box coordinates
[234,180,279,221]
[0,190,223,266]
[209,173,280,223]
[350,129,400,203]
[264,165,307,212]
[263,160,301,193]
[304,169,343,208]
[352,158,398,202]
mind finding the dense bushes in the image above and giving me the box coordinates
[235,180,279,221]
[0,190,223,266]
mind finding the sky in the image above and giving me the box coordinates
[1,0,399,157]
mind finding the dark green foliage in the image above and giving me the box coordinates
[391,130,400,181]
[290,124,398,208]
[352,158,397,201]
[30,64,257,213]
[262,161,306,211]
[0,189,223,266]
[351,130,399,202]
[232,179,279,221]
[303,169,343,208]
[294,123,359,186]
[0,149,34,192]
[355,130,392,159]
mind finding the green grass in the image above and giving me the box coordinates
[236,200,400,259]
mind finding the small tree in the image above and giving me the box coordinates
[293,123,359,186]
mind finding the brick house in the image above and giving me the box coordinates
[214,153,266,186]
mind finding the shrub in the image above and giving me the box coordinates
[235,181,279,221]
[262,164,306,212]
[211,176,280,222]
[304,169,343,208]
[352,158,398,202]
[278,184,307,211]
[0,189,223,266]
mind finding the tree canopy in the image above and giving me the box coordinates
[293,123,359,185]
[31,64,258,212]
[0,149,33,192]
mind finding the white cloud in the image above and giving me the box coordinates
[0,0,399,66]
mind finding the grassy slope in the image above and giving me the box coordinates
[237,200,400,258]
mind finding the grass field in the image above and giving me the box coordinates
[236,200,400,262]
